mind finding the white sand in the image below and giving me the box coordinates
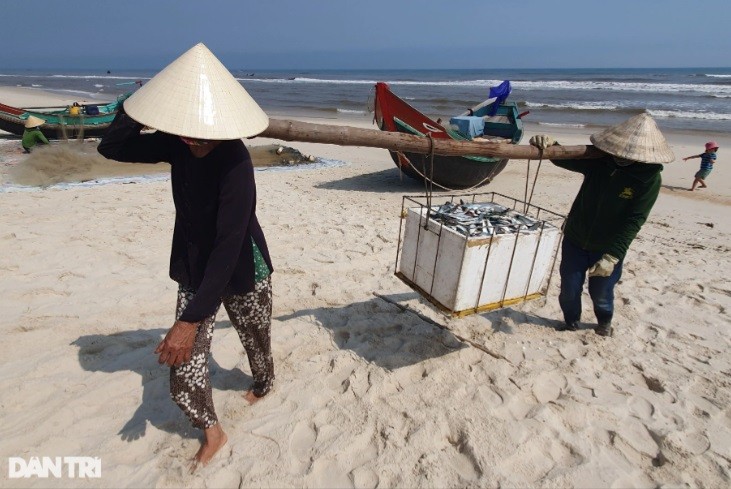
[0,86,111,109]
[1,93,730,487]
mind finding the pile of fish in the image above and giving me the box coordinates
[429,200,545,237]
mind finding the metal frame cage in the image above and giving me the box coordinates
[394,192,566,317]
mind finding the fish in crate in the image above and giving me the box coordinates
[395,192,565,317]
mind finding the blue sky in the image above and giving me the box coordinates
[2,0,729,70]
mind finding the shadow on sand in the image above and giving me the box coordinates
[72,322,251,442]
[315,168,433,193]
[482,307,569,334]
[276,293,468,370]
[661,184,692,192]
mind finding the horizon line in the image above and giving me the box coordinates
[1,66,730,72]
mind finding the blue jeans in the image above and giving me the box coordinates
[558,238,623,325]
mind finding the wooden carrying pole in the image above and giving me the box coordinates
[260,118,604,160]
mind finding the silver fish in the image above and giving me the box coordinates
[429,200,547,238]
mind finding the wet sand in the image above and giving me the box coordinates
[0,141,318,189]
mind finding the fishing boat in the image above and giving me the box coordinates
[0,92,133,140]
[373,81,525,189]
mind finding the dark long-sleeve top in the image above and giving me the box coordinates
[98,110,273,322]
[551,156,662,259]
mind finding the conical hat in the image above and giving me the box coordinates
[24,115,45,128]
[590,113,674,164]
[123,43,268,140]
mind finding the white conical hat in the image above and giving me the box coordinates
[24,115,45,128]
[123,43,268,140]
[590,113,674,164]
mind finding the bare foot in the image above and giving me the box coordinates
[190,424,228,472]
[700,185,708,188]
[244,390,264,405]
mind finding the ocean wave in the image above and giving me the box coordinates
[239,76,731,96]
[0,73,147,81]
[525,101,620,110]
[5,72,731,96]
[246,77,360,84]
[512,80,731,95]
[47,88,113,100]
[526,102,729,121]
[50,74,148,80]
[537,122,586,128]
[647,110,731,120]
[241,76,506,88]
[336,108,368,115]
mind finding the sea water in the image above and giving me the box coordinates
[1,67,729,134]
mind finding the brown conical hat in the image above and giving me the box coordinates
[123,43,268,140]
[590,113,674,164]
[24,115,45,128]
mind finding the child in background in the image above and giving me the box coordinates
[684,141,719,191]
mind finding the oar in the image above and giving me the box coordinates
[259,118,602,160]
[459,97,497,117]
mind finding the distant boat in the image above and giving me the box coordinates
[0,92,133,139]
[373,81,525,189]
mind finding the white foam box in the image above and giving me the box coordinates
[397,206,561,316]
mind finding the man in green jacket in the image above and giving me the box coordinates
[530,113,674,337]
[22,115,49,153]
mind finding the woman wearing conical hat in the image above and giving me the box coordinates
[529,113,673,338]
[22,115,49,153]
[98,43,274,468]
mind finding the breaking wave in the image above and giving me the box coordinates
[239,76,731,97]
[647,110,731,120]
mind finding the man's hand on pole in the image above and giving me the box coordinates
[529,135,558,150]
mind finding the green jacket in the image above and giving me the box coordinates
[22,128,49,149]
[552,156,662,259]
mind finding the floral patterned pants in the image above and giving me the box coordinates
[170,277,274,429]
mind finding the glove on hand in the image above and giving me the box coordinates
[528,135,558,150]
[587,254,619,277]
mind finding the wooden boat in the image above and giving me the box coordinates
[373,81,525,189]
[0,93,133,139]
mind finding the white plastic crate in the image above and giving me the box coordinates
[395,193,564,317]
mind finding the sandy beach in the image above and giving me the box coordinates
[1,87,730,488]
[0,86,112,109]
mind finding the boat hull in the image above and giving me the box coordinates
[0,112,112,139]
[374,82,522,189]
[388,150,509,189]
[0,94,130,140]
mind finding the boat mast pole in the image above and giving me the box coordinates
[260,119,603,160]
